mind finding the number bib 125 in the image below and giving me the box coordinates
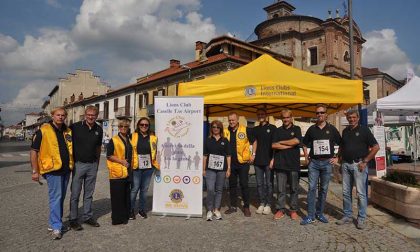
[138,154,152,169]
[313,140,331,156]
[208,154,224,170]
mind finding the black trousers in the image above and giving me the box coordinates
[228,163,250,208]
[110,178,130,225]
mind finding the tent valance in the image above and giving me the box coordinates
[178,54,363,117]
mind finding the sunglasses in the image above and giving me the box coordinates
[139,123,149,127]
[315,111,326,115]
[212,126,221,129]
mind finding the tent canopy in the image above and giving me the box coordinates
[178,54,362,117]
[375,76,420,116]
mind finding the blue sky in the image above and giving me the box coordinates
[0,0,419,125]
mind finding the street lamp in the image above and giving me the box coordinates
[181,65,191,80]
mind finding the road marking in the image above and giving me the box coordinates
[1,154,13,157]
[19,153,29,156]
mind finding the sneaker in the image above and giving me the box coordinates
[290,211,299,220]
[300,216,315,225]
[274,210,285,220]
[138,211,148,219]
[262,205,272,215]
[243,207,251,217]
[256,205,264,214]
[61,225,71,233]
[336,217,353,225]
[356,219,366,230]
[51,230,62,240]
[206,211,213,221]
[129,210,136,220]
[316,214,329,223]
[69,221,83,231]
[214,210,222,220]
[47,227,53,233]
[84,218,100,227]
[224,207,237,215]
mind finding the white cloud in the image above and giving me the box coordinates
[362,29,418,79]
[46,0,61,8]
[0,0,219,125]
[0,29,80,78]
[72,0,216,61]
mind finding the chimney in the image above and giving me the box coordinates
[169,59,180,68]
[78,92,83,101]
[70,94,75,103]
[195,41,207,61]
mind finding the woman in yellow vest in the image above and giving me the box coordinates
[106,119,133,225]
[130,117,159,219]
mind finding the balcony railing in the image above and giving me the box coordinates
[115,107,133,118]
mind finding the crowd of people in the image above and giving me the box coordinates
[30,104,379,240]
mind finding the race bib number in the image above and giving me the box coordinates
[138,154,152,169]
[208,154,224,170]
[313,140,331,155]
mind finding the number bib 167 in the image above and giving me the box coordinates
[313,140,331,156]
[138,154,152,169]
[208,154,224,170]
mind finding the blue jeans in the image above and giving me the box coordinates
[307,159,332,219]
[254,165,273,206]
[205,169,226,210]
[130,168,154,212]
[44,172,70,231]
[342,162,368,220]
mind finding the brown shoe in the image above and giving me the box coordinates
[290,211,299,220]
[224,207,237,215]
[243,207,251,217]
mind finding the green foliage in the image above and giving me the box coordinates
[383,171,420,188]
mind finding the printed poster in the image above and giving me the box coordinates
[152,96,203,217]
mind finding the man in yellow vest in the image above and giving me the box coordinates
[224,112,256,217]
[31,107,73,240]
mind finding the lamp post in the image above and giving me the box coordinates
[181,65,191,80]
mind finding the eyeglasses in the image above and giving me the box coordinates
[139,124,149,127]
[212,126,221,129]
[119,126,129,128]
[315,111,326,115]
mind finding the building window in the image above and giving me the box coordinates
[95,103,99,111]
[152,89,165,104]
[308,47,318,66]
[139,93,149,109]
[125,95,130,116]
[344,51,350,63]
[114,98,118,112]
[104,101,109,119]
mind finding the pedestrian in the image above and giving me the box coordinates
[106,119,133,225]
[68,105,103,231]
[336,110,379,229]
[253,108,276,215]
[272,109,302,220]
[30,107,73,240]
[301,104,341,225]
[129,117,159,220]
[223,112,255,217]
[203,120,231,221]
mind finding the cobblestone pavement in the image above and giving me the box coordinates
[0,142,419,251]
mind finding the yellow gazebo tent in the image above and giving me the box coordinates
[178,54,362,117]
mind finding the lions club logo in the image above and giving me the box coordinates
[238,132,246,139]
[244,86,256,97]
[165,116,191,138]
[169,189,184,203]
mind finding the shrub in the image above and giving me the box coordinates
[383,171,419,188]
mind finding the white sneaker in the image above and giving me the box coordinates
[262,205,271,215]
[256,205,264,214]
[214,210,222,220]
[206,211,213,221]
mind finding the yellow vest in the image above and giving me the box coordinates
[224,125,251,164]
[106,135,131,179]
[38,123,74,175]
[131,133,160,170]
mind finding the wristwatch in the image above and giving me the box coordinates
[32,170,38,174]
